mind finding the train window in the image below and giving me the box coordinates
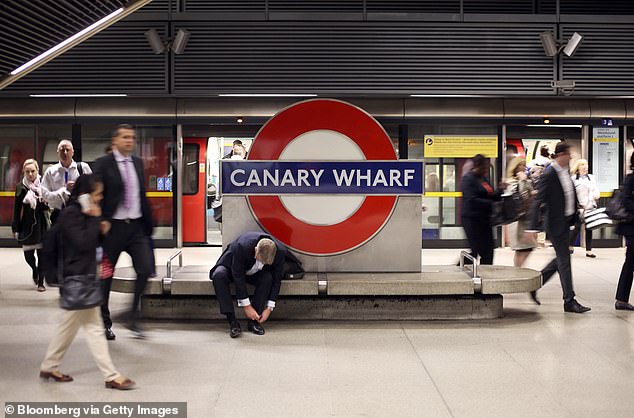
[183,144,199,195]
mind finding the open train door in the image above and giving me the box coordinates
[182,137,207,244]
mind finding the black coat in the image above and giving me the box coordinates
[93,153,153,236]
[12,182,50,246]
[460,172,500,220]
[616,174,634,236]
[209,232,286,301]
[529,164,578,236]
[58,203,101,277]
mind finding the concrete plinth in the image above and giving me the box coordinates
[142,294,503,320]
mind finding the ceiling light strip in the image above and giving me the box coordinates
[0,0,153,90]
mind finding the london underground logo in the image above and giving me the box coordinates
[222,99,422,255]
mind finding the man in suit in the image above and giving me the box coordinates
[528,142,590,313]
[209,232,286,338]
[94,124,154,338]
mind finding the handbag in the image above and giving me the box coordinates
[606,187,634,223]
[491,186,521,226]
[583,207,613,230]
[60,274,103,310]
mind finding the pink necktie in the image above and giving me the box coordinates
[121,159,134,210]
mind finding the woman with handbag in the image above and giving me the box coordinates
[40,174,135,390]
[12,159,50,291]
[569,159,600,258]
[505,157,537,267]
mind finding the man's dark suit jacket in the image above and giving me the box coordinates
[616,174,634,236]
[530,164,578,236]
[209,232,286,302]
[93,153,153,236]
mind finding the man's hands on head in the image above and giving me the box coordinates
[243,304,260,321]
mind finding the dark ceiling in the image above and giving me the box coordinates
[0,0,129,75]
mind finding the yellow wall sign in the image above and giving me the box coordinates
[423,135,498,158]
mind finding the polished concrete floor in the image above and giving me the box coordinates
[1,245,634,418]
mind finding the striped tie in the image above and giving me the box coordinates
[121,159,135,210]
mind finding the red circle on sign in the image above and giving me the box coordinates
[248,99,397,255]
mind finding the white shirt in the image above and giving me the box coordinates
[41,160,92,210]
[112,149,142,220]
[552,161,575,217]
[571,173,599,210]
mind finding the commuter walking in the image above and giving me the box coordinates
[528,142,590,313]
[12,159,50,291]
[41,139,92,224]
[93,124,154,339]
[39,174,135,390]
[569,159,600,257]
[210,232,286,338]
[614,153,634,311]
[505,157,536,267]
[460,154,500,265]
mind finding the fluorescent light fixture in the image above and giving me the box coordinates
[410,94,487,97]
[526,124,582,128]
[172,29,191,55]
[11,8,124,76]
[1,0,152,91]
[218,93,318,97]
[29,94,128,97]
[563,32,583,57]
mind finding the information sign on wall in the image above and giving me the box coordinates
[592,127,619,192]
[423,136,498,158]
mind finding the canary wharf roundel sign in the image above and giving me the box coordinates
[221,99,422,255]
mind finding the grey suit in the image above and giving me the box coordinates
[530,163,579,302]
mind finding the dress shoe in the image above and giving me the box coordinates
[40,370,73,382]
[615,301,634,311]
[229,321,242,338]
[125,321,145,339]
[37,285,46,292]
[563,299,591,313]
[585,252,596,258]
[247,320,265,335]
[530,290,541,305]
[105,328,116,341]
[105,377,136,390]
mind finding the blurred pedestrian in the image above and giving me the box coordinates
[505,157,536,267]
[569,159,600,257]
[93,124,154,339]
[39,174,135,390]
[528,142,590,313]
[615,153,634,311]
[460,154,501,265]
[12,159,50,291]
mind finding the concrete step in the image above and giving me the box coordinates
[113,264,541,296]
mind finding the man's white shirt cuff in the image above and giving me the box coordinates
[237,298,251,307]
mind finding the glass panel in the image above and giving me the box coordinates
[39,125,73,173]
[183,144,199,195]
[82,124,174,241]
[0,126,36,239]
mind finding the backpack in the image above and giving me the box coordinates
[283,251,304,280]
[40,222,64,287]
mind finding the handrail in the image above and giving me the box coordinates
[459,251,482,293]
[166,250,183,279]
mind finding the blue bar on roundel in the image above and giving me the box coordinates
[221,161,423,195]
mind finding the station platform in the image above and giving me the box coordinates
[1,246,634,418]
[112,251,541,320]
